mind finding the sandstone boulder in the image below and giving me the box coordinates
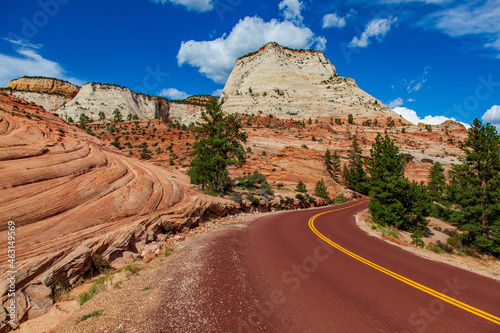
[24,284,53,319]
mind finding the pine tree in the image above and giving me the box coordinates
[113,109,123,122]
[366,133,430,237]
[427,162,446,203]
[314,178,330,199]
[188,100,247,193]
[98,111,106,121]
[342,134,369,195]
[448,119,500,255]
[296,181,307,193]
[324,149,341,182]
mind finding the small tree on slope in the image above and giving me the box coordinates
[188,99,247,193]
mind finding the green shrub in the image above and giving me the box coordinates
[295,181,307,193]
[121,264,140,277]
[77,276,112,305]
[235,171,268,190]
[76,310,104,323]
[436,240,454,253]
[447,237,462,249]
[426,244,442,253]
[92,257,111,274]
[334,194,348,205]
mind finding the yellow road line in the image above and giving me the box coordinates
[308,201,500,326]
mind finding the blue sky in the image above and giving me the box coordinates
[1,0,499,127]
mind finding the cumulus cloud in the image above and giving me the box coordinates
[0,39,83,87]
[177,16,327,83]
[322,9,356,29]
[426,0,500,53]
[159,88,189,99]
[153,0,213,12]
[482,105,500,129]
[393,106,470,128]
[349,17,398,48]
[322,13,346,29]
[279,0,304,24]
[387,97,404,108]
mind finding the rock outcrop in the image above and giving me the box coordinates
[3,77,80,113]
[220,42,398,120]
[55,83,168,121]
[0,92,230,327]
[5,77,80,99]
[54,83,205,122]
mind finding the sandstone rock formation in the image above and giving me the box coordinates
[55,83,169,121]
[54,83,205,122]
[220,42,398,121]
[3,77,80,113]
[0,92,235,327]
[5,77,80,99]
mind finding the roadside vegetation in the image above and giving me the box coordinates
[328,119,499,257]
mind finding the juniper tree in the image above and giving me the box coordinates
[448,119,500,255]
[188,99,247,193]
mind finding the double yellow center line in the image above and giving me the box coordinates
[308,201,500,326]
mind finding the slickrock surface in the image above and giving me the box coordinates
[0,92,236,327]
[220,42,400,121]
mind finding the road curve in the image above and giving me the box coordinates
[153,199,500,332]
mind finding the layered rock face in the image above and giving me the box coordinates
[56,83,167,121]
[0,92,228,325]
[221,42,396,120]
[4,77,80,112]
[55,83,205,122]
[5,77,80,98]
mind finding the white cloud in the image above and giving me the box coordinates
[212,88,223,97]
[322,9,356,29]
[322,13,346,29]
[393,106,470,128]
[0,39,83,87]
[349,17,398,48]
[426,0,500,52]
[159,88,189,99]
[387,97,404,108]
[482,105,500,129]
[279,0,304,24]
[153,0,213,12]
[177,16,327,83]
[407,98,416,102]
[406,66,431,93]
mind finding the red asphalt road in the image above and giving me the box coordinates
[156,200,500,332]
